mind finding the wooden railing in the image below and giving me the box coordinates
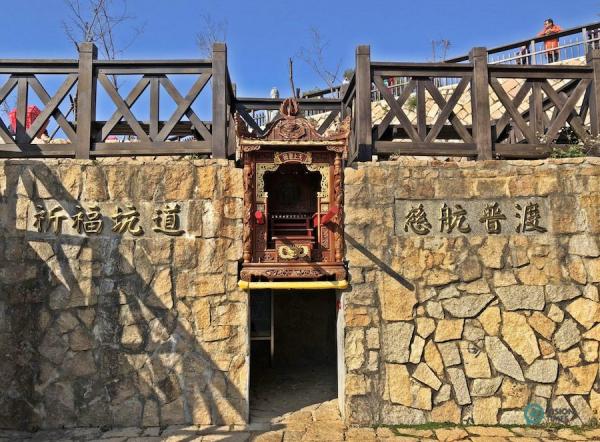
[1,41,599,162]
[304,22,600,103]
[0,43,233,159]
[233,97,342,137]
[351,45,600,161]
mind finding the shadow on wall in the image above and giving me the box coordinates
[345,234,414,292]
[0,160,249,433]
[342,233,416,425]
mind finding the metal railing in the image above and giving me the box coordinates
[298,22,600,104]
[448,21,600,64]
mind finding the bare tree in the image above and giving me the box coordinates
[1,100,11,120]
[297,27,343,93]
[196,14,228,58]
[60,0,143,140]
[431,39,451,62]
[62,0,144,60]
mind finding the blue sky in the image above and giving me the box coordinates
[2,0,599,97]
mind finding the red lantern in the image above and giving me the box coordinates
[254,210,265,225]
[312,205,339,226]
[9,105,45,135]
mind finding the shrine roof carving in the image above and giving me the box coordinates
[235,98,350,150]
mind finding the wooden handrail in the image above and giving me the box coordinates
[0,37,598,161]
[234,97,342,111]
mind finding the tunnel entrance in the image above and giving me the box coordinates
[249,289,338,423]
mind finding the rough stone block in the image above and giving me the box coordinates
[496,285,545,311]
[433,319,464,342]
[484,336,524,381]
[382,322,413,363]
[473,397,500,424]
[446,367,471,406]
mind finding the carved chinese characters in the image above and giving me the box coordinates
[72,205,103,234]
[112,204,144,236]
[397,199,550,236]
[30,202,187,237]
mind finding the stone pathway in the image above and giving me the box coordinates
[250,365,338,424]
[2,400,600,441]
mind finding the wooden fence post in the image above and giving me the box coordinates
[227,82,237,156]
[212,42,228,159]
[587,49,600,138]
[470,47,493,160]
[76,42,97,159]
[355,45,372,162]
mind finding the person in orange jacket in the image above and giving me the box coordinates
[538,18,563,63]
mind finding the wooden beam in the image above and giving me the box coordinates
[98,72,150,142]
[101,77,150,141]
[156,73,210,141]
[233,97,341,111]
[160,76,212,142]
[75,42,96,159]
[355,45,372,161]
[93,141,211,155]
[530,81,544,138]
[541,81,589,142]
[0,77,17,144]
[416,80,426,138]
[495,81,532,138]
[425,76,470,143]
[317,110,339,135]
[29,76,77,142]
[490,77,537,144]
[0,144,76,158]
[544,79,590,143]
[374,141,477,157]
[375,78,416,140]
[424,78,474,143]
[212,42,228,158]
[150,76,159,140]
[470,47,493,160]
[27,74,77,140]
[373,75,422,142]
[15,77,28,145]
[495,143,553,158]
[587,49,600,137]
[234,104,265,136]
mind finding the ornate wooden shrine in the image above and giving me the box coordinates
[236,98,350,286]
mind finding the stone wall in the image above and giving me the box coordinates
[343,157,600,426]
[0,158,247,430]
[2,155,600,430]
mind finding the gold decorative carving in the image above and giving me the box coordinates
[274,151,312,165]
[256,163,279,199]
[333,153,344,262]
[235,98,350,149]
[263,268,325,279]
[243,161,254,263]
[278,245,309,260]
[307,163,329,199]
[257,162,328,200]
